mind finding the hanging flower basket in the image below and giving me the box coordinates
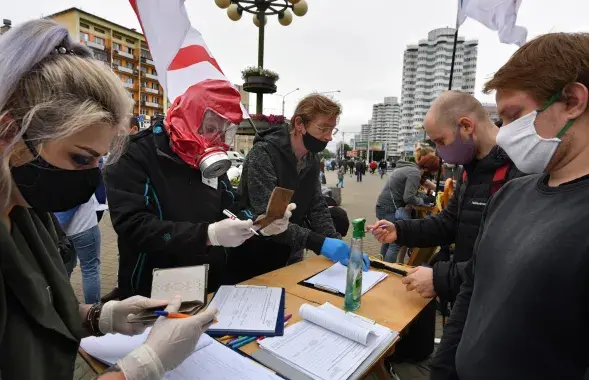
[241,66,279,94]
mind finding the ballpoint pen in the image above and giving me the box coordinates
[222,209,260,236]
[231,336,258,350]
[154,311,191,318]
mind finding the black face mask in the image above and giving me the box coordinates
[11,140,101,212]
[302,131,328,153]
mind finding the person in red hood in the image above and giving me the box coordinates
[105,80,295,299]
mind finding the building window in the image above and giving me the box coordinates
[152,82,158,89]
[94,50,107,62]
[153,96,160,103]
[113,58,122,66]
[152,68,157,75]
[140,109,147,115]
[142,81,148,88]
[113,42,122,50]
[94,36,105,46]
[94,27,105,34]
[141,94,147,101]
[126,62,134,69]
[79,32,89,41]
[126,38,134,44]
[127,47,134,55]
[113,33,122,40]
[126,78,134,85]
[138,66,146,73]
[80,22,89,29]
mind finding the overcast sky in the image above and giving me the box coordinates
[3,0,589,150]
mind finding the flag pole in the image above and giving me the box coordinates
[434,2,461,197]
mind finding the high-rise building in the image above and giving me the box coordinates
[399,28,478,157]
[370,96,401,158]
[360,121,372,143]
[43,8,167,118]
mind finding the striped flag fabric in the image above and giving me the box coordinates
[457,0,527,46]
[129,0,249,117]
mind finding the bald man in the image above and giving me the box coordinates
[372,91,524,302]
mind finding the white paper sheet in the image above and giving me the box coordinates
[80,328,214,366]
[208,285,282,333]
[151,265,208,302]
[259,303,397,380]
[304,263,388,295]
[81,329,282,380]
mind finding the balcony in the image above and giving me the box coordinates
[85,41,105,50]
[141,57,155,66]
[118,66,134,74]
[115,50,135,60]
[142,101,161,108]
[143,87,159,95]
[123,82,135,89]
[144,72,158,80]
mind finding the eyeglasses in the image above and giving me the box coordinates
[307,121,339,135]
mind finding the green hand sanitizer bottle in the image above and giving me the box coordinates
[345,218,366,311]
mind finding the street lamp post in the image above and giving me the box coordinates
[216,0,308,114]
[281,87,300,116]
[318,90,341,95]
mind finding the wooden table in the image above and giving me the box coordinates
[245,256,430,333]
[81,256,431,379]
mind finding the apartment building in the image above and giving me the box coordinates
[399,27,478,157]
[46,7,167,118]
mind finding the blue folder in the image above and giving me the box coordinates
[206,287,286,338]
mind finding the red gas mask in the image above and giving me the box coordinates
[165,80,243,178]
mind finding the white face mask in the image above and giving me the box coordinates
[496,111,561,174]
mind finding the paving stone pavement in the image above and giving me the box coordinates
[71,168,441,380]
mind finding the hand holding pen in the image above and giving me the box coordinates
[366,220,397,243]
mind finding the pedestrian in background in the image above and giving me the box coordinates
[375,154,439,262]
[337,165,345,188]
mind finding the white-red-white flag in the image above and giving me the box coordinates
[129,0,249,117]
[457,0,527,46]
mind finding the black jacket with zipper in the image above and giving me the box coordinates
[105,122,287,299]
[394,146,525,301]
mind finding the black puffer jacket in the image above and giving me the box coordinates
[394,146,525,300]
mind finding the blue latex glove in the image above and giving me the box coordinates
[341,254,371,272]
[320,238,370,271]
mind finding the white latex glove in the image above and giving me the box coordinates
[99,296,168,336]
[260,203,297,236]
[118,296,218,380]
[207,218,254,247]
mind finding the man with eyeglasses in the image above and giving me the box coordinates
[240,93,370,269]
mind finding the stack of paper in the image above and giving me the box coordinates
[258,303,398,380]
[80,329,282,380]
[304,263,388,295]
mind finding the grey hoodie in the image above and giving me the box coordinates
[376,160,424,209]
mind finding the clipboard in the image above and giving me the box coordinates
[207,286,286,337]
[297,269,345,298]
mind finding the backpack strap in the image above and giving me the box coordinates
[490,164,511,196]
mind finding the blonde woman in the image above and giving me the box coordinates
[0,20,216,380]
